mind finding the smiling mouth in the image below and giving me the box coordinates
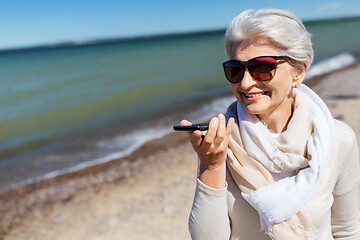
[246,92,263,97]
[243,91,269,100]
[245,91,269,97]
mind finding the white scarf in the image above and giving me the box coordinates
[225,85,334,239]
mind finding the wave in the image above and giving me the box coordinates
[7,95,236,192]
[6,53,358,192]
[8,126,172,191]
[305,53,357,79]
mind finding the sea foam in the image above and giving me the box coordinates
[306,53,356,79]
[8,95,237,191]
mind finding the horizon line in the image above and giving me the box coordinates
[1,28,226,53]
[1,14,360,53]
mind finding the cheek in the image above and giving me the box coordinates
[230,83,238,92]
[270,72,295,96]
[231,83,242,98]
[280,78,294,95]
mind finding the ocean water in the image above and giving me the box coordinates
[1,18,360,193]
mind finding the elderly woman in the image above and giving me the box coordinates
[181,8,360,239]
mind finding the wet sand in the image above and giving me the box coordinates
[2,63,360,240]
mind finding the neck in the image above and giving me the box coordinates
[257,98,294,134]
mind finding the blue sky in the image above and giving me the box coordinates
[1,0,360,50]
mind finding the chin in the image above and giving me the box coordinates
[239,101,269,116]
[243,107,266,116]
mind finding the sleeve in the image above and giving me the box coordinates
[331,132,360,239]
[188,178,231,239]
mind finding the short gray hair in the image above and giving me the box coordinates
[225,8,314,70]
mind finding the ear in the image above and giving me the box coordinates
[292,63,306,88]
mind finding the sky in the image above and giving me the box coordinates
[1,0,360,50]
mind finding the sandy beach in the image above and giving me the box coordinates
[1,63,360,240]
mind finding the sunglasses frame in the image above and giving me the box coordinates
[222,56,291,83]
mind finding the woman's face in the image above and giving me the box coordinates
[230,41,303,119]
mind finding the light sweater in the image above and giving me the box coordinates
[189,119,360,239]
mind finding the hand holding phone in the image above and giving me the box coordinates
[175,115,235,189]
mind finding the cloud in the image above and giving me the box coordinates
[317,2,342,13]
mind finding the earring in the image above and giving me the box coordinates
[295,84,300,88]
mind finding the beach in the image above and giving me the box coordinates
[0,62,359,240]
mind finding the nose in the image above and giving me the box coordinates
[240,69,257,90]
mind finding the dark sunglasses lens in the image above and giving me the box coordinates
[248,57,276,81]
[223,62,245,83]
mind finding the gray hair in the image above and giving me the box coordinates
[225,8,314,70]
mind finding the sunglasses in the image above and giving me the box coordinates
[222,56,291,83]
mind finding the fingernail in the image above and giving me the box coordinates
[211,117,218,125]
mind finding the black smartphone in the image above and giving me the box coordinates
[173,123,209,131]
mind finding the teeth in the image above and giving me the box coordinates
[246,93,263,97]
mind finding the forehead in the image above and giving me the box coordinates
[230,39,281,61]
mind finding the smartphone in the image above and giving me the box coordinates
[173,123,209,131]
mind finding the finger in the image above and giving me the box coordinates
[191,130,204,148]
[222,117,235,146]
[201,117,218,148]
[214,114,226,146]
[180,119,193,136]
[180,119,192,126]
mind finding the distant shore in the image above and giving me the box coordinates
[1,62,360,239]
[2,15,360,53]
[0,29,226,53]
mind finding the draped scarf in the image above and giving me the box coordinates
[225,85,334,239]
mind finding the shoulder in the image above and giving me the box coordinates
[331,119,359,178]
[330,119,360,196]
[332,119,357,150]
[225,101,238,121]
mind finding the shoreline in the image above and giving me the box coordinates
[0,53,358,195]
[2,62,360,239]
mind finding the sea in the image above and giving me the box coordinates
[1,17,360,193]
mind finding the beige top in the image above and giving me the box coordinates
[189,120,360,239]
